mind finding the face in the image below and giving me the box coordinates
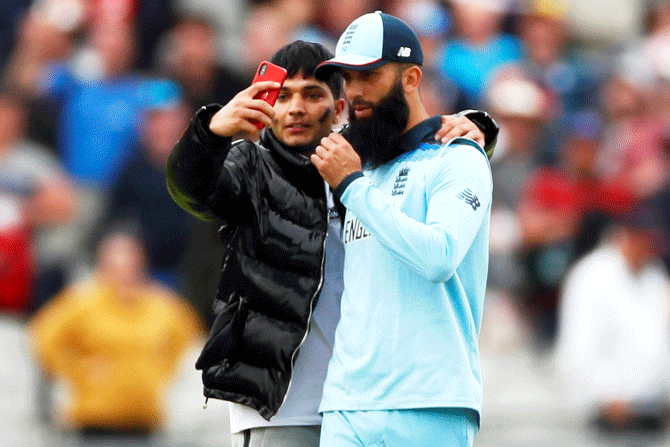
[271,73,343,149]
[173,21,216,74]
[92,22,136,76]
[452,2,502,43]
[624,227,661,272]
[341,64,402,120]
[522,16,564,66]
[602,76,645,118]
[142,104,191,166]
[343,66,411,169]
[98,232,146,288]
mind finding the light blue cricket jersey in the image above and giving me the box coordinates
[319,117,493,421]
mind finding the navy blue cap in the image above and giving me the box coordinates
[315,11,423,78]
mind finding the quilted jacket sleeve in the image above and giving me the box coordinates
[166,104,233,221]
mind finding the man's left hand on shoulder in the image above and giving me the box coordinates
[311,133,362,190]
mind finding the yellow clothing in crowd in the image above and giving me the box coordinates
[29,275,204,432]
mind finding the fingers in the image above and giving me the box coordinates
[434,115,456,139]
[435,115,486,145]
[319,132,347,150]
[210,83,280,135]
[245,80,281,119]
[210,99,275,136]
[248,81,282,97]
[313,133,352,163]
[310,151,324,169]
[434,114,460,141]
[310,146,329,176]
[237,109,274,133]
[437,122,470,143]
[463,130,485,147]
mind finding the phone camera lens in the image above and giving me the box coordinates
[259,64,267,76]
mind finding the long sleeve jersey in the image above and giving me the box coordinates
[319,117,493,422]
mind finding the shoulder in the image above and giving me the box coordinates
[228,138,267,163]
[146,283,204,330]
[438,138,490,170]
[39,277,101,317]
[146,281,182,301]
[417,138,492,195]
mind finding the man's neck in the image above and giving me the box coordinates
[403,97,430,133]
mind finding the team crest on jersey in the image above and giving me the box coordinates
[343,216,370,243]
[391,166,410,196]
[457,188,480,210]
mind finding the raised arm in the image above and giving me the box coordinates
[312,135,492,281]
[166,81,279,221]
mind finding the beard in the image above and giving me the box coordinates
[346,80,410,169]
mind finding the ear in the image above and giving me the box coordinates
[402,65,422,94]
[333,98,346,124]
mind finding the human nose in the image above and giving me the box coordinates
[288,94,305,115]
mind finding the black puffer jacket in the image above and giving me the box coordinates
[166,104,343,420]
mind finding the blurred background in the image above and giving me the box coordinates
[2,0,670,445]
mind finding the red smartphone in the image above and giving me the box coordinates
[251,61,288,129]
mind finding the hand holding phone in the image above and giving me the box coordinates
[250,61,288,129]
[208,62,287,137]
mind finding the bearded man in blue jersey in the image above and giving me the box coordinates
[312,12,493,447]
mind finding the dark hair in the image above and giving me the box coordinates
[174,13,218,34]
[270,40,343,99]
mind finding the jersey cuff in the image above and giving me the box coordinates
[334,171,364,199]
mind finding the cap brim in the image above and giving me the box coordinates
[314,55,387,79]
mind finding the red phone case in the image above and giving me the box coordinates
[251,61,288,129]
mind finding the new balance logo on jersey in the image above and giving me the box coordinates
[343,217,370,243]
[397,47,412,58]
[392,166,410,196]
[457,188,480,210]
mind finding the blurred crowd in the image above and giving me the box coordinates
[2,0,670,444]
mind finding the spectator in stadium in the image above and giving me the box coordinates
[28,228,203,446]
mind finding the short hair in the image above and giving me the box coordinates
[270,41,343,99]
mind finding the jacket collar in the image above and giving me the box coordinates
[259,128,312,168]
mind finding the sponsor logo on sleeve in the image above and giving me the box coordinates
[457,188,480,210]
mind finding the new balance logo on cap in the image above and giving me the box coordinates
[397,47,412,58]
[314,11,423,79]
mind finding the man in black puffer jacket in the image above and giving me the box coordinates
[166,41,498,446]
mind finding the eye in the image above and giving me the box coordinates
[276,92,289,102]
[362,70,377,81]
